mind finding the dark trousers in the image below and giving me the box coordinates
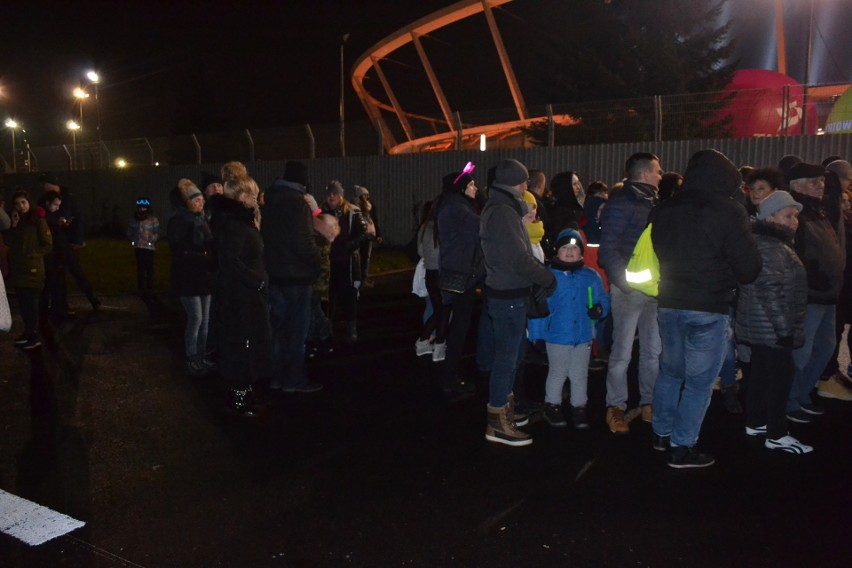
[328,261,357,322]
[747,344,794,440]
[16,287,40,339]
[439,287,477,388]
[268,284,312,388]
[40,256,67,324]
[134,248,155,293]
[419,269,449,343]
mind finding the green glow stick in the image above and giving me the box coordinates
[587,286,593,309]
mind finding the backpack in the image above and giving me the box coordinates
[625,223,659,297]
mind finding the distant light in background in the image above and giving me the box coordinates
[72,87,89,100]
[480,134,486,151]
[5,118,20,172]
[86,71,99,84]
[115,158,127,168]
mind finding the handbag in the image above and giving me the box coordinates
[412,258,428,298]
[0,269,11,333]
[438,268,471,294]
[625,223,659,297]
[527,284,550,319]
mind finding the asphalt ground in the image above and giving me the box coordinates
[1,271,851,567]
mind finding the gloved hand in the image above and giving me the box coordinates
[587,303,604,320]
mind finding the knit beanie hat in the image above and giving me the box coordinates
[177,178,203,205]
[522,190,537,214]
[326,180,345,196]
[283,161,309,187]
[554,228,584,255]
[200,173,223,190]
[826,160,852,182]
[354,185,370,198]
[757,190,802,221]
[443,172,473,193]
[495,159,529,187]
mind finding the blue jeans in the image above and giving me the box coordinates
[652,308,729,449]
[788,303,836,412]
[605,287,661,408]
[179,295,211,357]
[268,284,312,389]
[486,296,529,407]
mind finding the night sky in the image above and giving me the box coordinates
[1,0,849,147]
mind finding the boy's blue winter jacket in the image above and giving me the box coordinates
[528,265,610,346]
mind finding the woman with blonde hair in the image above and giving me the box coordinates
[208,173,271,415]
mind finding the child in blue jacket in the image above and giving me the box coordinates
[528,228,610,429]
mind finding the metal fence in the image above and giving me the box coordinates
[3,133,850,248]
[3,83,848,172]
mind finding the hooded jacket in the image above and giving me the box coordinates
[651,149,762,314]
[735,220,807,348]
[261,180,321,286]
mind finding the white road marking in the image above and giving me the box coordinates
[0,489,85,546]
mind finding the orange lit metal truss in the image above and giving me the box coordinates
[351,0,578,154]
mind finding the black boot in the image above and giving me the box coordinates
[721,384,743,414]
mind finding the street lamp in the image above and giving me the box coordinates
[5,119,19,173]
[73,87,89,130]
[67,120,80,170]
[86,71,101,143]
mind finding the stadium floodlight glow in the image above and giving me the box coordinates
[480,134,486,151]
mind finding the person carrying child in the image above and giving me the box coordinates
[528,228,610,429]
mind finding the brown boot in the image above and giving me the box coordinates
[507,393,529,426]
[485,404,533,447]
[606,406,630,434]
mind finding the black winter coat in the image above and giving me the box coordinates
[323,201,368,283]
[261,181,321,286]
[167,206,214,297]
[209,196,271,346]
[735,221,807,348]
[651,149,762,314]
[791,192,845,304]
[436,190,485,292]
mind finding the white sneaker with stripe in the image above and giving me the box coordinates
[765,435,813,454]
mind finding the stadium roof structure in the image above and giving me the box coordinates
[351,0,577,154]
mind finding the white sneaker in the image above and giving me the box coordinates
[432,342,447,362]
[415,339,433,357]
[745,425,767,436]
[765,435,813,454]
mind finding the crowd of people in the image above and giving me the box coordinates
[412,150,852,468]
[3,150,852,470]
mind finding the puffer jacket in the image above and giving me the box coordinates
[735,221,807,348]
[599,180,657,293]
[791,192,845,304]
[5,209,52,289]
[437,191,484,291]
[527,262,609,346]
[651,150,762,314]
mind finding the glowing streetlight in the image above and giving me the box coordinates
[67,120,80,170]
[86,71,102,143]
[5,118,19,172]
[73,87,89,129]
[115,158,127,168]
